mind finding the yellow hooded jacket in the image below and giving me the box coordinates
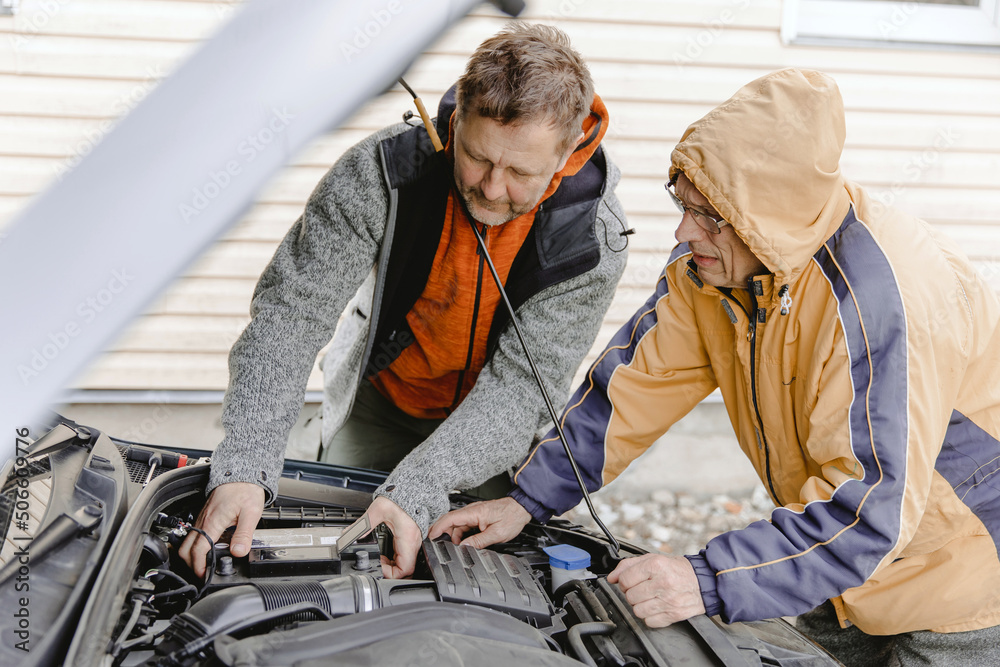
[510,69,1000,635]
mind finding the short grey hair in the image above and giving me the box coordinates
[456,22,594,151]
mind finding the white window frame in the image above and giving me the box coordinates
[0,0,18,16]
[782,0,1000,51]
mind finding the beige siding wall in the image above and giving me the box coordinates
[1,0,998,392]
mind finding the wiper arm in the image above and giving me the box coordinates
[26,422,93,460]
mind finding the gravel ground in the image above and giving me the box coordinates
[560,484,776,557]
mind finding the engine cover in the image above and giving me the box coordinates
[423,538,557,629]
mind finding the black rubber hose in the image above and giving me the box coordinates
[557,582,631,666]
[567,622,617,667]
[150,601,333,667]
[151,575,438,662]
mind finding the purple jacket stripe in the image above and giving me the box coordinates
[935,410,1000,555]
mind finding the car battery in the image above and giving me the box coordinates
[245,525,380,577]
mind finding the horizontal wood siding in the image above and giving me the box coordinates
[1,0,997,390]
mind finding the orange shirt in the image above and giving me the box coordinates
[370,195,534,418]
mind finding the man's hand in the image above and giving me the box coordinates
[607,554,706,627]
[178,482,264,579]
[428,497,531,549]
[364,496,422,579]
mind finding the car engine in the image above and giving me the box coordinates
[0,418,840,666]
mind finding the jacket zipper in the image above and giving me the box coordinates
[450,222,488,411]
[722,284,781,505]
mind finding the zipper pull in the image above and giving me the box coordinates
[779,284,792,316]
[747,311,760,341]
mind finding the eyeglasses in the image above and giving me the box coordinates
[665,178,728,235]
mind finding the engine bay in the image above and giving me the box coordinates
[0,419,840,667]
[105,479,647,666]
[120,506,581,666]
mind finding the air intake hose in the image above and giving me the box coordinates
[150,575,437,664]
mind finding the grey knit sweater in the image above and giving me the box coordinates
[208,121,628,533]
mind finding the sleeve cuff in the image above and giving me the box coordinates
[685,551,723,618]
[509,486,555,524]
[373,481,450,536]
[206,466,277,506]
[207,436,284,505]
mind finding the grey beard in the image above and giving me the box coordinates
[460,192,519,227]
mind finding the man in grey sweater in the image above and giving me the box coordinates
[179,22,628,579]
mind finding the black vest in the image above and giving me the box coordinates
[361,88,609,379]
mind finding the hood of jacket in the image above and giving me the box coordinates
[669,68,853,287]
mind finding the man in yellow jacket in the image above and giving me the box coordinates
[432,68,1000,665]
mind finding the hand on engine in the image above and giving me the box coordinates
[428,496,531,549]
[607,553,706,627]
[178,482,264,579]
[364,496,423,579]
